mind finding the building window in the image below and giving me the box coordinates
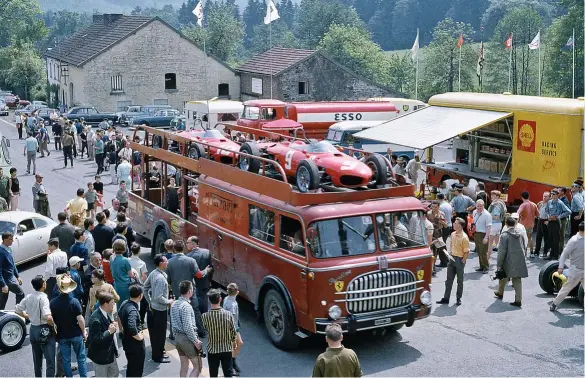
[111,75,123,92]
[218,83,230,97]
[153,99,169,105]
[165,73,177,90]
[298,81,309,95]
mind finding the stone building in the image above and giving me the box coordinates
[45,14,239,112]
[236,47,401,102]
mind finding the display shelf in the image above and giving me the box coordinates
[479,150,511,159]
[479,129,511,138]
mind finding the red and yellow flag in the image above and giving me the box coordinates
[504,35,513,49]
[457,33,464,48]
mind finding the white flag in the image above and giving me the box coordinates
[528,31,540,50]
[192,1,203,27]
[410,29,419,62]
[476,41,484,77]
[264,0,280,24]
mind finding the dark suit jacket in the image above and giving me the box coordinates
[87,308,117,365]
[187,248,213,291]
[91,224,115,253]
[50,223,76,254]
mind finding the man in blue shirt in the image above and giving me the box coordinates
[450,184,475,236]
[24,133,39,175]
[68,256,85,303]
[0,231,24,310]
[570,181,584,236]
[545,189,571,260]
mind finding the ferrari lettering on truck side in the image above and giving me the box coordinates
[334,113,363,121]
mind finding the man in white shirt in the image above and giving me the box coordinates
[393,214,409,239]
[83,218,95,254]
[550,222,584,311]
[437,193,454,242]
[44,238,68,300]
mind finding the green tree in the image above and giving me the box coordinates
[481,0,554,38]
[387,52,415,95]
[484,6,543,95]
[182,25,208,46]
[178,0,199,27]
[296,0,364,48]
[544,0,583,97]
[418,18,476,100]
[278,0,297,29]
[39,11,91,52]
[389,0,421,49]
[243,0,265,47]
[131,5,180,28]
[0,0,48,46]
[249,22,299,54]
[0,44,45,99]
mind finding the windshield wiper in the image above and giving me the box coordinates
[341,221,367,239]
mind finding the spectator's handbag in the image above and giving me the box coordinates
[32,298,54,345]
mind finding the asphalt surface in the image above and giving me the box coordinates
[0,113,583,377]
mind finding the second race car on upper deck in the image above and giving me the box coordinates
[237,138,389,192]
[174,129,241,164]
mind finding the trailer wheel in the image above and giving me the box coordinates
[152,229,168,259]
[188,144,205,160]
[0,314,26,352]
[238,142,261,173]
[365,154,389,187]
[296,160,320,193]
[538,261,561,294]
[262,289,299,350]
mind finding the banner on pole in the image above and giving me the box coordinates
[561,36,574,51]
[457,33,464,49]
[504,35,513,49]
[411,30,419,62]
[264,0,280,24]
[192,1,204,26]
[528,31,540,50]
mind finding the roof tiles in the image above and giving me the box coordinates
[236,47,316,76]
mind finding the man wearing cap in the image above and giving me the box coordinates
[0,232,24,310]
[68,256,85,302]
[550,222,584,311]
[50,212,76,255]
[44,238,68,300]
[32,174,51,217]
[545,189,571,260]
[405,154,421,184]
[50,274,88,377]
[392,157,406,177]
[570,181,584,236]
[450,184,475,235]
[535,192,551,258]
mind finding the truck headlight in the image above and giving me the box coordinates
[420,290,431,306]
[328,305,342,320]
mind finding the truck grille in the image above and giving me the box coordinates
[340,270,417,314]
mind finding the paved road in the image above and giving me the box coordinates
[0,114,583,377]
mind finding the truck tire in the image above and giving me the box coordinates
[238,142,261,174]
[152,229,168,258]
[365,154,389,187]
[296,160,320,193]
[0,314,26,352]
[188,144,205,160]
[578,284,584,307]
[262,289,299,350]
[538,261,560,294]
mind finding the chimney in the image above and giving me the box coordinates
[92,14,123,25]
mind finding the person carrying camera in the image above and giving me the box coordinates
[171,280,203,377]
[493,217,529,307]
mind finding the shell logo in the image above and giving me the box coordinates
[170,219,181,234]
[517,120,536,153]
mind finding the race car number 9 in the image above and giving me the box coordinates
[285,150,295,170]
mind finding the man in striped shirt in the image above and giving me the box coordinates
[202,289,237,378]
[171,280,202,377]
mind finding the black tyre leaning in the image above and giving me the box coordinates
[296,159,320,193]
[262,289,299,350]
[538,260,561,294]
[238,142,261,173]
[365,154,389,187]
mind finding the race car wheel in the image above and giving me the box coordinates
[152,135,163,149]
[538,260,561,294]
[0,313,26,352]
[238,142,261,174]
[578,284,584,306]
[296,160,320,193]
[365,154,389,187]
[188,144,205,160]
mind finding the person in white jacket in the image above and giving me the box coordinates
[502,213,528,257]
[550,222,584,311]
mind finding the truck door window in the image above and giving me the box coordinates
[261,108,276,120]
[249,205,275,244]
[375,211,426,251]
[308,215,375,258]
[279,216,305,256]
[242,106,259,120]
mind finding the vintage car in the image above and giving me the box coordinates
[37,108,60,123]
[118,105,172,125]
[0,100,8,116]
[64,106,119,124]
[14,103,47,117]
[130,109,181,127]
[174,128,240,164]
[0,311,26,352]
[3,95,30,109]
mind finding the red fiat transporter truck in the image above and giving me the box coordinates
[236,99,398,139]
[128,125,433,349]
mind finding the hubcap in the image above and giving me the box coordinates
[1,321,23,347]
[189,147,199,159]
[239,156,250,171]
[268,300,284,337]
[366,161,379,184]
[297,166,310,192]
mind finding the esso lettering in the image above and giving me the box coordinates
[334,113,363,121]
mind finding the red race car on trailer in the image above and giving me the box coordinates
[174,129,241,164]
[237,99,398,139]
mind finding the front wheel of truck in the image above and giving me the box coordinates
[262,289,299,350]
[152,229,168,258]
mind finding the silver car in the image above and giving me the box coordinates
[0,100,8,116]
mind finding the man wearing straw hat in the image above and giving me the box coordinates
[50,273,88,377]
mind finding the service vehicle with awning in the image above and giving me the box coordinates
[354,92,584,207]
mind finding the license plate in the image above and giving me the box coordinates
[374,317,392,326]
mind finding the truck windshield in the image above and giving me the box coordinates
[242,106,259,120]
[375,211,427,250]
[308,215,376,258]
[326,129,343,142]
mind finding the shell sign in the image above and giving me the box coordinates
[170,219,181,234]
[517,120,536,153]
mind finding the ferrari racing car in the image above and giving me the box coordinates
[174,129,241,164]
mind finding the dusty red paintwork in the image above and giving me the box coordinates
[175,129,241,164]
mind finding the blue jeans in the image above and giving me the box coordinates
[30,326,56,377]
[58,336,87,377]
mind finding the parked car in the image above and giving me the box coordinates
[37,108,60,123]
[0,211,57,265]
[130,109,181,127]
[0,311,26,352]
[64,106,119,124]
[14,104,48,117]
[4,95,30,109]
[118,104,172,125]
[0,100,8,116]
[32,101,48,107]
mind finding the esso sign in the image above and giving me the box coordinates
[334,113,362,121]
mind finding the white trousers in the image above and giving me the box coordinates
[553,271,584,306]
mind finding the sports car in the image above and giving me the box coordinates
[0,211,57,265]
[237,139,389,192]
[174,129,241,164]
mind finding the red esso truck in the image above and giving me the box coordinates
[237,99,398,139]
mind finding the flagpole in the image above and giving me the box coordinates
[508,33,513,93]
[269,20,273,99]
[572,27,575,98]
[458,44,462,92]
[538,29,541,96]
[415,28,419,100]
[479,27,484,92]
